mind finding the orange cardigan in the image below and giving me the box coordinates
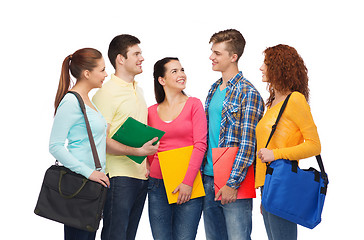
[255,92,321,188]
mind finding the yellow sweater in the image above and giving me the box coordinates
[255,92,321,188]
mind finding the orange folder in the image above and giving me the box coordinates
[158,146,205,204]
[212,147,256,200]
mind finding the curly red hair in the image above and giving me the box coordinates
[263,44,309,107]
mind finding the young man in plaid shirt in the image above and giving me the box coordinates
[202,29,265,240]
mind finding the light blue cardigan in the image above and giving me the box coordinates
[49,93,107,178]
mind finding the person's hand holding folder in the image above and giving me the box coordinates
[135,137,160,157]
[158,146,205,204]
[212,147,256,205]
[107,128,159,159]
[172,183,193,205]
[109,117,165,164]
[214,185,238,205]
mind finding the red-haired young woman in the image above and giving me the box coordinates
[255,44,321,240]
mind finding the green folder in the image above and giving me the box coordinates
[111,117,165,164]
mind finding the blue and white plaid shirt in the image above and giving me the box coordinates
[205,71,265,189]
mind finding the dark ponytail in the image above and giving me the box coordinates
[54,48,102,114]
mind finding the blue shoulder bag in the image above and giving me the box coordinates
[261,94,329,229]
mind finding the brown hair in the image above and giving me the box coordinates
[263,44,309,107]
[54,48,102,114]
[209,29,246,61]
[108,34,140,69]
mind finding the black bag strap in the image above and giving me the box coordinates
[68,91,102,171]
[316,155,328,186]
[264,93,328,186]
[264,93,292,149]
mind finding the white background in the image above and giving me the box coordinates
[1,0,362,239]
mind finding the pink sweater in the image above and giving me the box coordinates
[147,97,207,186]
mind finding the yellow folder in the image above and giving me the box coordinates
[158,146,205,204]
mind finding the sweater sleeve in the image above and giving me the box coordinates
[272,92,321,160]
[182,98,207,186]
[49,94,94,178]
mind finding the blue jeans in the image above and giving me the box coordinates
[148,177,203,240]
[261,198,297,240]
[202,175,252,240]
[64,225,96,240]
[101,176,148,240]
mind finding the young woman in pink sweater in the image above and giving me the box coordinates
[147,57,207,240]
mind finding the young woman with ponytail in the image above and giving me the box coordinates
[49,48,110,240]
